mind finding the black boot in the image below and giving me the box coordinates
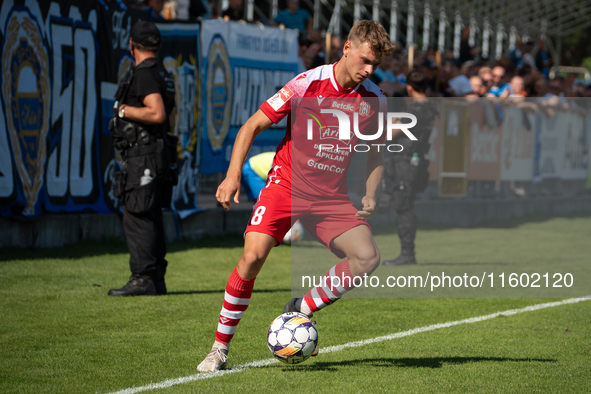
[108,274,157,296]
[152,265,167,295]
[382,250,417,266]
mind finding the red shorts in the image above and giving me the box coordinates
[245,177,369,258]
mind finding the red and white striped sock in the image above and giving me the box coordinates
[215,267,256,345]
[301,260,355,315]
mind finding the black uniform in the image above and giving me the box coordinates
[384,100,436,263]
[111,57,175,295]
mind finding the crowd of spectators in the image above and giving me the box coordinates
[361,31,591,104]
[122,0,591,103]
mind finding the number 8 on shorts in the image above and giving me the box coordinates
[251,206,266,225]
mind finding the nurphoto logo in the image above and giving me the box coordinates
[306,109,418,154]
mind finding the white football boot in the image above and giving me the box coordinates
[196,342,229,372]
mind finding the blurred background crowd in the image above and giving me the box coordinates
[120,0,591,104]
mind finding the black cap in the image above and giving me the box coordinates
[130,21,161,47]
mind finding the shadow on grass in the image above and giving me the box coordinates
[371,211,591,235]
[0,234,247,262]
[3,212,589,261]
[280,356,557,372]
[415,262,512,266]
[167,288,291,296]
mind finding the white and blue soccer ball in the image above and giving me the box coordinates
[267,312,318,364]
[283,220,304,244]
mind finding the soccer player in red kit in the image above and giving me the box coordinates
[197,20,396,372]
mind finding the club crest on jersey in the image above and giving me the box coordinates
[2,10,50,215]
[206,34,232,152]
[267,86,294,111]
[359,101,371,116]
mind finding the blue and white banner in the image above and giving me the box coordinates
[0,0,101,216]
[200,19,298,174]
[0,0,202,218]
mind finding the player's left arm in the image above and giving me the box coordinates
[356,146,383,218]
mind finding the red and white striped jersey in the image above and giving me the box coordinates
[260,62,386,199]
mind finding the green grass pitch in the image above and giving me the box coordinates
[0,214,590,393]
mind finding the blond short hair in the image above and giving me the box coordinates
[348,20,396,60]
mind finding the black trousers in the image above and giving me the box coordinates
[390,159,417,253]
[122,187,167,276]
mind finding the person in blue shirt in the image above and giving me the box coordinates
[147,0,164,20]
[275,0,313,33]
[535,39,551,79]
[488,66,511,97]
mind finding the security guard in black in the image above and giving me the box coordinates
[109,21,175,297]
[382,70,436,266]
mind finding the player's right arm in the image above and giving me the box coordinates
[216,110,274,210]
[217,73,305,210]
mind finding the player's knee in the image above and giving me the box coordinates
[240,249,267,268]
[351,245,381,274]
[366,247,381,272]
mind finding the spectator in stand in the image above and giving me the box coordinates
[459,27,478,65]
[535,39,551,78]
[309,34,341,68]
[535,78,568,115]
[328,35,343,63]
[469,75,486,97]
[488,66,511,97]
[448,73,476,97]
[297,34,312,73]
[460,60,477,77]
[508,38,524,68]
[301,41,321,70]
[395,54,409,84]
[535,78,555,99]
[420,59,438,94]
[188,0,210,19]
[510,75,527,97]
[371,54,396,84]
[521,40,536,70]
[549,78,564,96]
[300,29,322,69]
[147,0,165,19]
[307,28,322,43]
[562,75,575,93]
[478,66,493,91]
[222,0,243,21]
[374,54,407,97]
[517,64,537,96]
[372,55,395,96]
[436,60,463,97]
[274,0,313,34]
[497,56,516,76]
[425,46,437,63]
[391,54,407,84]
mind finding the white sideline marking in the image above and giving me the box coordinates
[108,296,591,394]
